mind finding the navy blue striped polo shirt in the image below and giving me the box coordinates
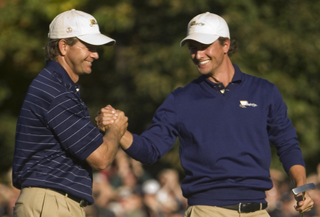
[13,60,103,204]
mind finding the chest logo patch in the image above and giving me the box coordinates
[239,100,258,108]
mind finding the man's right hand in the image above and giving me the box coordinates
[108,109,128,138]
[96,105,128,138]
[95,105,118,132]
[96,105,133,150]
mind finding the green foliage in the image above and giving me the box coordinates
[0,113,16,173]
[1,0,320,176]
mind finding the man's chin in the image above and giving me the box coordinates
[84,69,92,74]
[198,70,211,76]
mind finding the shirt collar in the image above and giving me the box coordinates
[231,63,242,84]
[203,63,243,87]
[45,60,80,93]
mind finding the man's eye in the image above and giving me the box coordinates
[199,45,209,50]
[86,45,97,52]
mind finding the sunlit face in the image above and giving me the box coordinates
[188,40,227,77]
[64,40,99,79]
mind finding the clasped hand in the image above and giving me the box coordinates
[95,105,127,137]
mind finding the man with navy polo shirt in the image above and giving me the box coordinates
[12,9,127,217]
[97,12,314,216]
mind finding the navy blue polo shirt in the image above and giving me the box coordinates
[13,60,103,204]
[125,64,305,206]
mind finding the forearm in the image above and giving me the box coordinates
[288,164,307,187]
[120,131,133,150]
[288,164,315,213]
[86,128,122,170]
[88,108,128,170]
[101,128,123,166]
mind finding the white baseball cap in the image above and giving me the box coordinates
[180,12,230,47]
[48,9,115,46]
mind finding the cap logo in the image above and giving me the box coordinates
[190,21,205,27]
[66,27,72,33]
[89,19,97,27]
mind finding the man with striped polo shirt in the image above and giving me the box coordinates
[12,9,127,217]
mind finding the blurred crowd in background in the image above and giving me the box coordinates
[0,149,320,217]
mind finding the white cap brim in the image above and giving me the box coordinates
[77,33,116,46]
[180,33,219,47]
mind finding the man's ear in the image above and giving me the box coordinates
[223,39,230,54]
[58,39,68,56]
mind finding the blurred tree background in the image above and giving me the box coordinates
[1,0,320,180]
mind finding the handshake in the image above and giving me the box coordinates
[95,105,128,136]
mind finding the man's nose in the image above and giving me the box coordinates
[91,51,99,60]
[193,49,204,60]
